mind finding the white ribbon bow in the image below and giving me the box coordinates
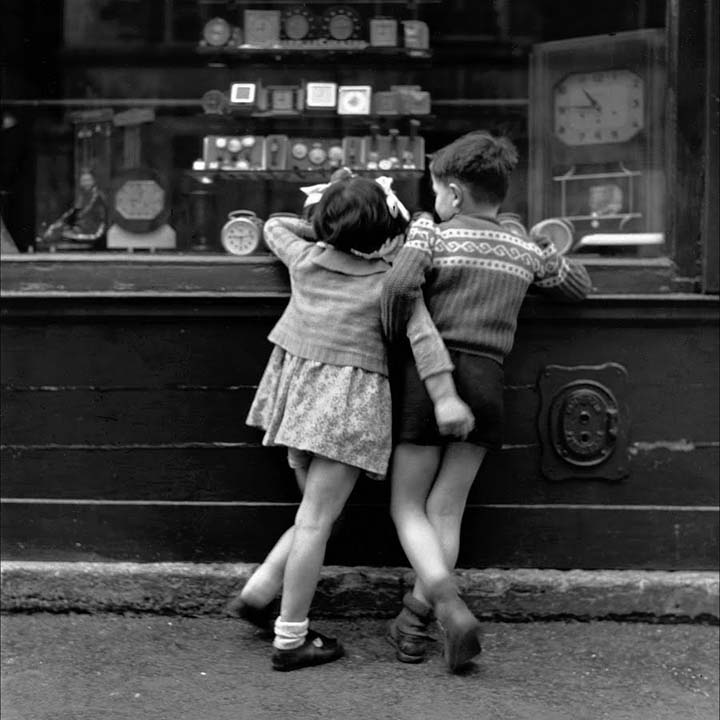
[300,175,410,223]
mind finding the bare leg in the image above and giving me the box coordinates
[412,442,486,604]
[235,467,307,608]
[279,457,359,622]
[389,443,445,588]
[390,442,483,670]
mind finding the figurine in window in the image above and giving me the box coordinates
[38,168,107,251]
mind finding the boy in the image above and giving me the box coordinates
[381,131,591,672]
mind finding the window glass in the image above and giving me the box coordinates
[0,0,668,261]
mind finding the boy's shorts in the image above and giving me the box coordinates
[391,347,504,449]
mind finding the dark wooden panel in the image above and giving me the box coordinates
[506,324,720,388]
[0,387,540,446]
[1,502,716,569]
[1,319,277,387]
[1,446,718,506]
[0,389,263,444]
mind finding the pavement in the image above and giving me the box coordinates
[1,613,718,720]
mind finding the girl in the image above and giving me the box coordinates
[241,176,474,671]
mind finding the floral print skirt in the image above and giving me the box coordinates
[246,345,392,477]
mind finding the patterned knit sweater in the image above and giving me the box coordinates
[381,213,592,364]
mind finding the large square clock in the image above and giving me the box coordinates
[529,29,666,255]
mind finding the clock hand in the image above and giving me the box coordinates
[582,89,602,112]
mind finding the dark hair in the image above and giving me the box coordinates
[429,131,519,205]
[312,176,408,255]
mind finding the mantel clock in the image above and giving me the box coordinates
[529,29,666,254]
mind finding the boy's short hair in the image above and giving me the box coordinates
[429,131,519,206]
[313,176,408,255]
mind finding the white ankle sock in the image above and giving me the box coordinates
[273,617,309,650]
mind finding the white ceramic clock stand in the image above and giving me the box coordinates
[107,224,176,252]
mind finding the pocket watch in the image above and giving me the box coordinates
[220,210,265,255]
[529,29,666,253]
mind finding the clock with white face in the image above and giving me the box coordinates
[221,211,264,255]
[554,70,645,146]
[529,29,666,255]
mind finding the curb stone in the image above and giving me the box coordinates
[1,562,718,621]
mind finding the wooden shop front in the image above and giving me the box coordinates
[1,0,718,571]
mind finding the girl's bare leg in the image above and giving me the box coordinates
[279,457,359,622]
[234,467,307,608]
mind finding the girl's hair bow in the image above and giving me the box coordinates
[374,175,410,222]
[300,172,410,223]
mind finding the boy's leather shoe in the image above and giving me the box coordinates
[386,592,436,663]
[271,630,344,671]
[386,618,431,663]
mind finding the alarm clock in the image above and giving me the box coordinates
[321,6,362,41]
[337,86,372,115]
[530,218,575,255]
[221,210,265,255]
[529,29,666,253]
[282,6,315,41]
[202,17,232,47]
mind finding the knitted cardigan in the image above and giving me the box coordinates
[381,213,592,364]
[263,215,453,378]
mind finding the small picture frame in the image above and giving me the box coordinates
[265,85,303,114]
[305,82,338,109]
[244,10,281,47]
[337,85,372,115]
[369,18,398,47]
[229,83,257,107]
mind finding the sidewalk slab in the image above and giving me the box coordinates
[1,562,718,621]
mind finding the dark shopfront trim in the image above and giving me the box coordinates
[1,254,718,322]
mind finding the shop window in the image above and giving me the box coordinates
[0,0,715,294]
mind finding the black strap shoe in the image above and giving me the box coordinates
[271,630,345,671]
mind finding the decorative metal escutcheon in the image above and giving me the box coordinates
[538,363,630,481]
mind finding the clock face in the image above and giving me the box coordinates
[203,17,232,47]
[322,7,361,41]
[554,70,645,146]
[222,219,260,255]
[283,8,314,40]
[115,180,164,220]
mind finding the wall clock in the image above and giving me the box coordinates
[282,6,315,41]
[529,29,666,255]
[321,6,362,41]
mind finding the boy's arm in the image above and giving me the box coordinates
[532,239,593,301]
[380,213,436,343]
[262,214,316,267]
[407,299,474,439]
